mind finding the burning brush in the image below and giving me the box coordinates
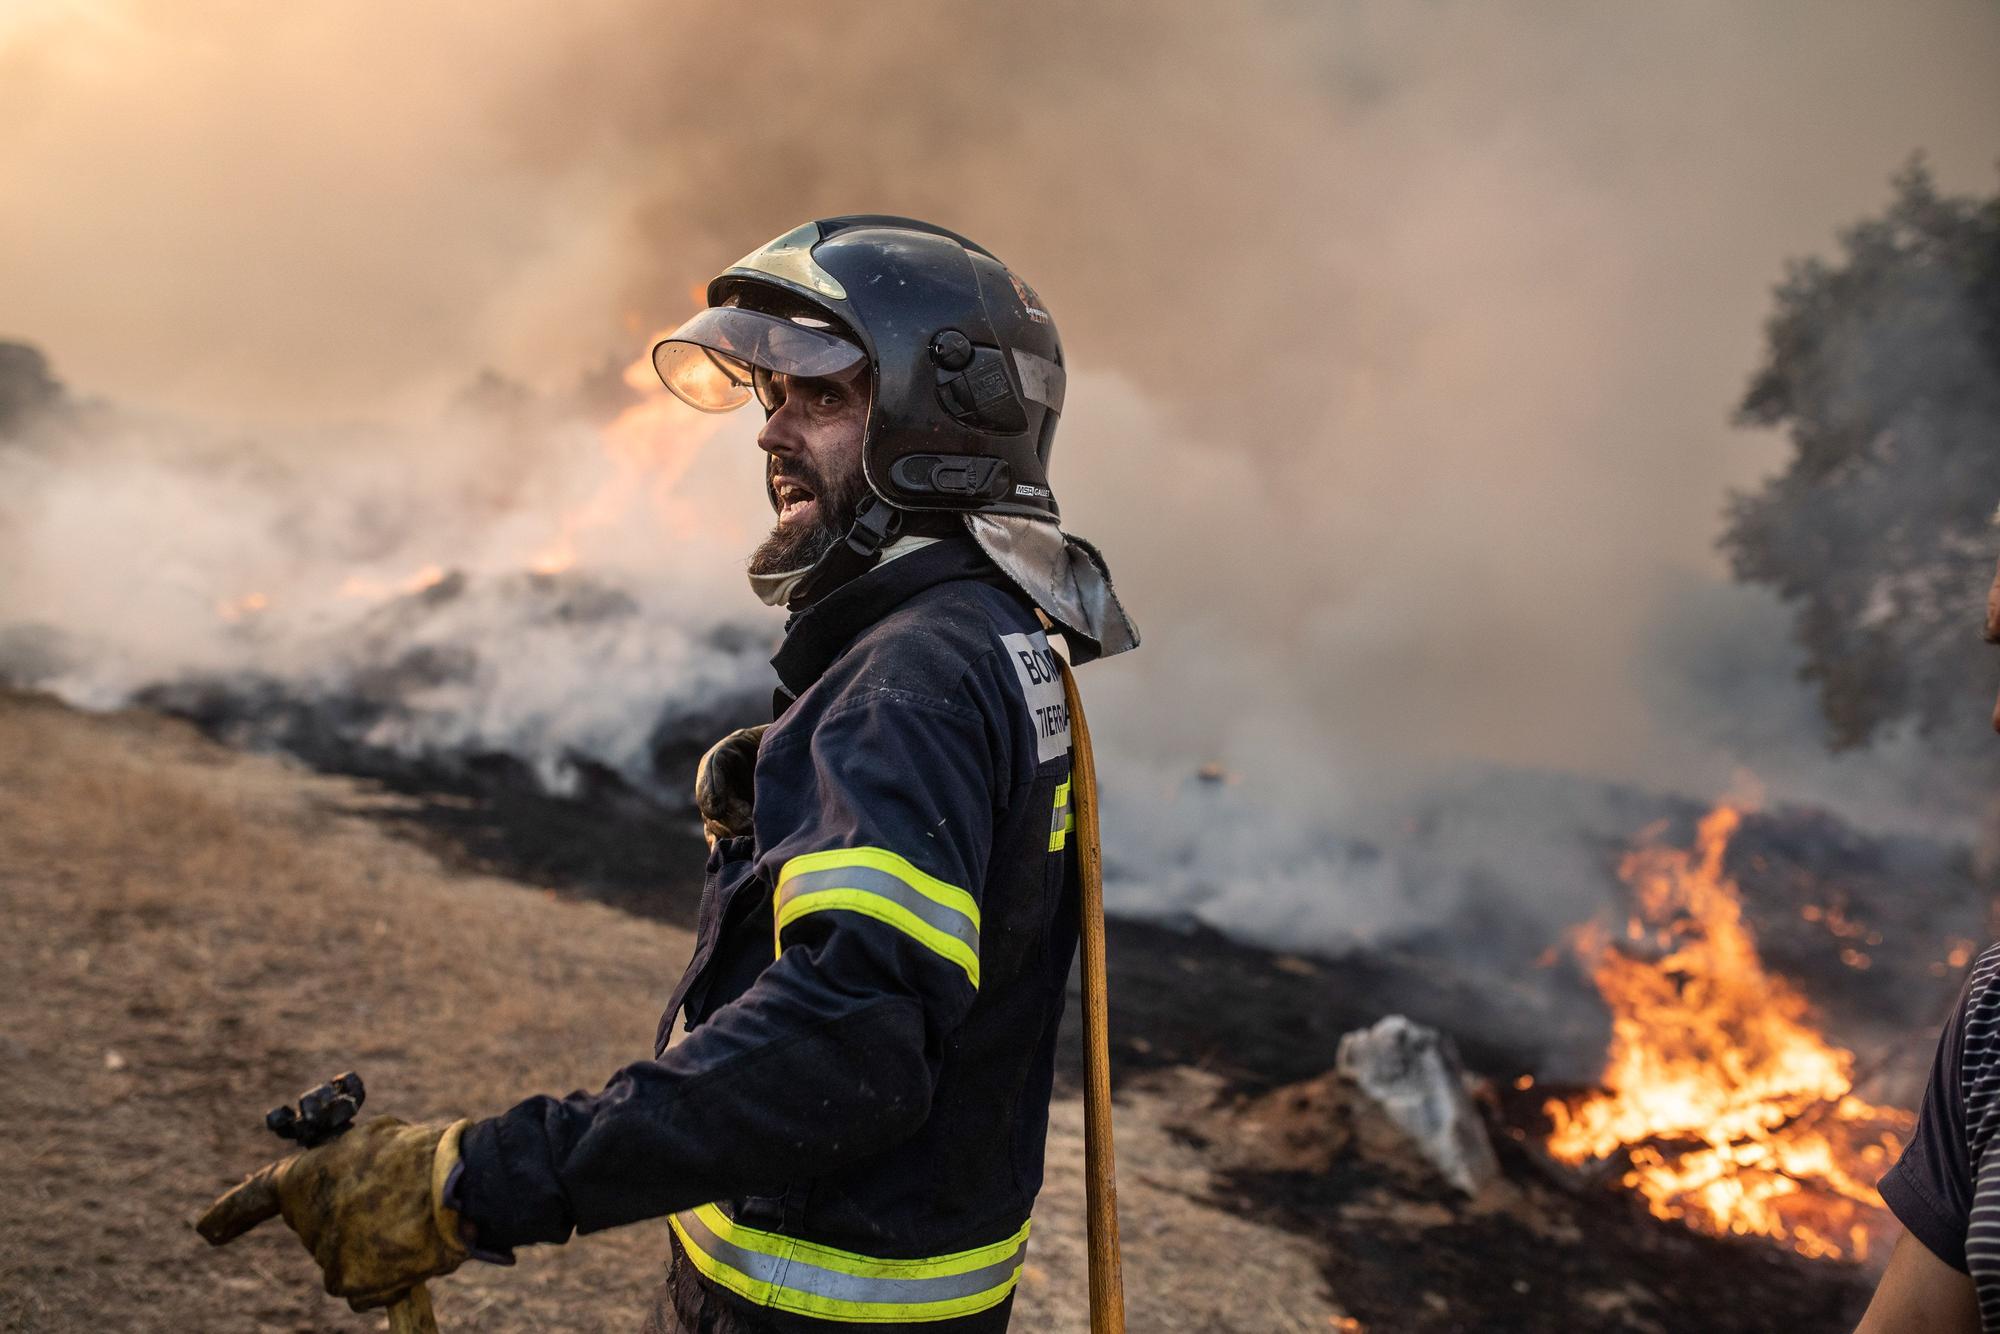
[1543,803,1913,1262]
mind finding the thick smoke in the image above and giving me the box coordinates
[3,2,1999,960]
[0,363,778,796]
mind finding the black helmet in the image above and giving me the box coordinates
[652,216,1067,526]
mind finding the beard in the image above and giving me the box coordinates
[746,454,870,575]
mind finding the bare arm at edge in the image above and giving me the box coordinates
[1986,555,2000,731]
[1853,1231,1978,1334]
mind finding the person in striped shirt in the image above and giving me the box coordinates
[1855,554,2000,1332]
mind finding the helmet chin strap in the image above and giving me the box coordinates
[773,494,905,612]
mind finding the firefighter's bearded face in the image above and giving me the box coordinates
[747,366,874,576]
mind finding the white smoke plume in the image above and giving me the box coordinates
[0,375,779,794]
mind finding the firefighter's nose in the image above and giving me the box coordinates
[757,406,800,459]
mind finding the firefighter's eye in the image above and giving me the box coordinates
[790,378,846,411]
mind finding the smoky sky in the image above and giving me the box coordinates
[4,0,2000,839]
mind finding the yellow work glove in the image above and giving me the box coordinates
[695,723,767,844]
[196,1117,471,1312]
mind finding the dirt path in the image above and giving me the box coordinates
[0,692,1342,1332]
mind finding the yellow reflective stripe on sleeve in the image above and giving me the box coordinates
[670,1203,1030,1323]
[1048,778,1075,852]
[775,847,981,988]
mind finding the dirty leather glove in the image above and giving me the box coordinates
[695,724,767,843]
[196,1117,471,1312]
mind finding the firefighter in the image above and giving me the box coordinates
[197,216,1139,1332]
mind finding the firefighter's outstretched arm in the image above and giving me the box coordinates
[455,679,1003,1251]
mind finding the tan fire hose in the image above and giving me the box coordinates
[387,1286,438,1334]
[1058,659,1126,1333]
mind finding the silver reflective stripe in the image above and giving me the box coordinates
[776,865,979,957]
[728,222,848,300]
[1012,348,1066,413]
[673,1208,1029,1309]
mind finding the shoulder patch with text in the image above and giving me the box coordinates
[999,630,1071,764]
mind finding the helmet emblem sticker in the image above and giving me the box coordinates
[1007,269,1052,325]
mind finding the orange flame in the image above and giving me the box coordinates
[1543,803,1913,1262]
[336,564,448,601]
[525,353,709,576]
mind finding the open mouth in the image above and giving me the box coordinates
[773,478,818,527]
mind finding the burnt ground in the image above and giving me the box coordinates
[2,688,1904,1331]
[351,748,1975,1103]
[1190,1076,1870,1334]
[145,669,1982,1104]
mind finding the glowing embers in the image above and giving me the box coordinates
[337,564,448,602]
[214,591,269,623]
[1542,804,1912,1262]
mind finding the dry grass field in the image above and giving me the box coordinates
[0,691,1340,1333]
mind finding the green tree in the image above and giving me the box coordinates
[1723,160,2000,777]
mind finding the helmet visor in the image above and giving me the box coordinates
[651,306,865,413]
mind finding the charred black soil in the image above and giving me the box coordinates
[1216,1144,1871,1334]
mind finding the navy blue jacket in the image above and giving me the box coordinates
[457,537,1081,1330]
